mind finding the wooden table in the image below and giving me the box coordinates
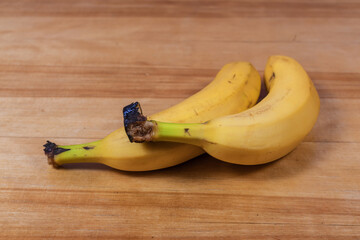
[1,1,360,239]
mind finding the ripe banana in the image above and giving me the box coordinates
[44,62,261,171]
[125,56,320,165]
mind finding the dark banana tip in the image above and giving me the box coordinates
[123,102,147,142]
[43,140,59,168]
[43,140,70,168]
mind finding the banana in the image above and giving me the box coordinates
[44,62,261,171]
[125,56,320,165]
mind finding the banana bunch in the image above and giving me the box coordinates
[125,56,320,165]
[44,62,261,171]
[44,55,320,170]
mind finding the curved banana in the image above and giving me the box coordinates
[126,56,320,165]
[44,62,261,171]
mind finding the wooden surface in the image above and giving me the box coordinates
[1,1,360,239]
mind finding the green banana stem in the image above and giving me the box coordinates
[152,120,205,146]
[43,140,103,167]
[123,101,206,145]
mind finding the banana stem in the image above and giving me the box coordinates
[123,101,206,145]
[44,140,103,167]
[153,121,205,146]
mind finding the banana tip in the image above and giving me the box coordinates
[123,102,150,142]
[43,141,59,168]
[43,140,69,168]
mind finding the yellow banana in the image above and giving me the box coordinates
[44,62,261,171]
[126,56,320,165]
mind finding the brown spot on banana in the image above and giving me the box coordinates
[83,146,95,150]
[268,73,275,83]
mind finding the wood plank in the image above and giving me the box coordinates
[0,64,359,98]
[1,189,359,239]
[0,0,360,18]
[0,35,359,73]
[0,17,359,73]
[1,18,359,44]
[0,65,214,98]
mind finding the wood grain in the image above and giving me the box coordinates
[1,0,360,18]
[0,0,359,239]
